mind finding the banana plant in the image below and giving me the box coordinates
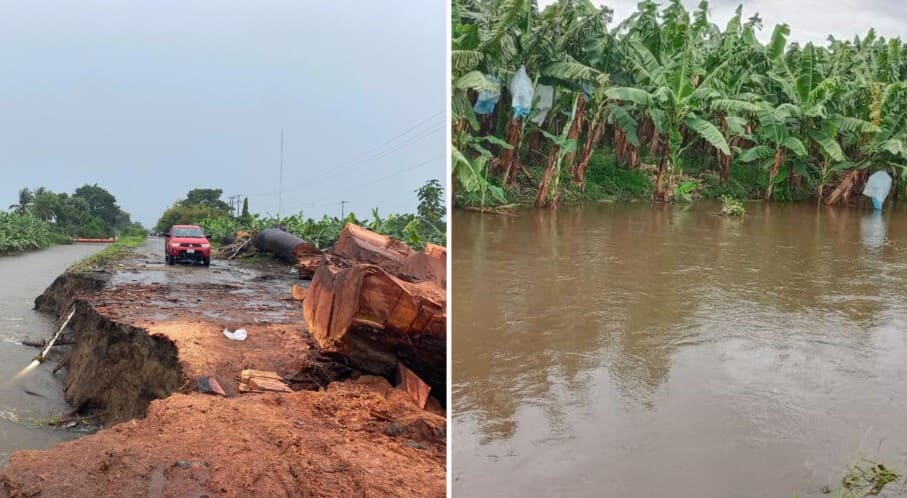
[606,35,731,201]
[735,102,807,200]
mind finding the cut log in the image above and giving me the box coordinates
[253,228,320,263]
[304,224,446,401]
[296,254,322,279]
[400,244,446,287]
[332,223,412,273]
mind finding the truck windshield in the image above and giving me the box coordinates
[172,228,204,238]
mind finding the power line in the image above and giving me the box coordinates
[280,154,444,214]
[255,119,444,198]
[245,110,445,198]
[285,122,444,191]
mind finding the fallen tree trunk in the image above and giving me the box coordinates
[303,224,446,401]
[253,228,320,263]
[332,223,412,272]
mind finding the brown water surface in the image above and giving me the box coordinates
[0,243,106,465]
[453,202,907,497]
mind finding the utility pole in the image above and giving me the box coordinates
[227,195,239,217]
[340,200,349,218]
[278,130,284,220]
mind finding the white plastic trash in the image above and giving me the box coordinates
[863,171,892,210]
[223,328,247,341]
[530,85,554,125]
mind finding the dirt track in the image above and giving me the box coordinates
[0,238,446,497]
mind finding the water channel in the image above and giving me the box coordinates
[0,243,105,464]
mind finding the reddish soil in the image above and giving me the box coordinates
[0,239,446,497]
[1,377,445,498]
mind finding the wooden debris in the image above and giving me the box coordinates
[396,363,431,409]
[291,284,308,302]
[304,224,446,397]
[216,232,258,260]
[238,369,291,393]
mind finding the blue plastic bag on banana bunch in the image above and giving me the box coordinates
[473,75,502,115]
[530,84,554,125]
[509,65,534,118]
[862,170,892,210]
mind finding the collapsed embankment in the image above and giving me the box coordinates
[31,271,182,425]
[0,240,446,497]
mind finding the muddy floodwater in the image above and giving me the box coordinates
[453,202,907,498]
[0,243,106,464]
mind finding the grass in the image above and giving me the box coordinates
[67,235,146,272]
[583,150,653,201]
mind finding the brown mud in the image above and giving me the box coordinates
[0,238,445,497]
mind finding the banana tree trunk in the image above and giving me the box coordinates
[565,93,586,175]
[654,152,670,202]
[535,147,560,208]
[501,117,523,186]
[765,148,785,201]
[824,169,864,206]
[718,114,731,181]
[574,117,605,191]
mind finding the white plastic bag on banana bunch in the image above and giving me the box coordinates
[509,65,534,118]
[862,170,892,210]
[530,85,554,125]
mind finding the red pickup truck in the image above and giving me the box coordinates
[164,225,212,266]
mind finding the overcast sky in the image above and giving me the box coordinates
[542,0,907,44]
[0,1,445,227]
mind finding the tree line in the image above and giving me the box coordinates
[155,181,446,250]
[452,0,907,208]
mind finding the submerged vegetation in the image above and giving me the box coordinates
[794,459,903,498]
[452,0,907,209]
[719,195,745,216]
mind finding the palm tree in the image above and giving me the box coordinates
[8,188,34,214]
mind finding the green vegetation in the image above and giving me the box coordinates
[795,459,903,498]
[0,212,59,253]
[159,180,446,251]
[2,184,140,254]
[452,0,907,209]
[67,235,146,272]
[155,188,234,231]
[719,195,745,216]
